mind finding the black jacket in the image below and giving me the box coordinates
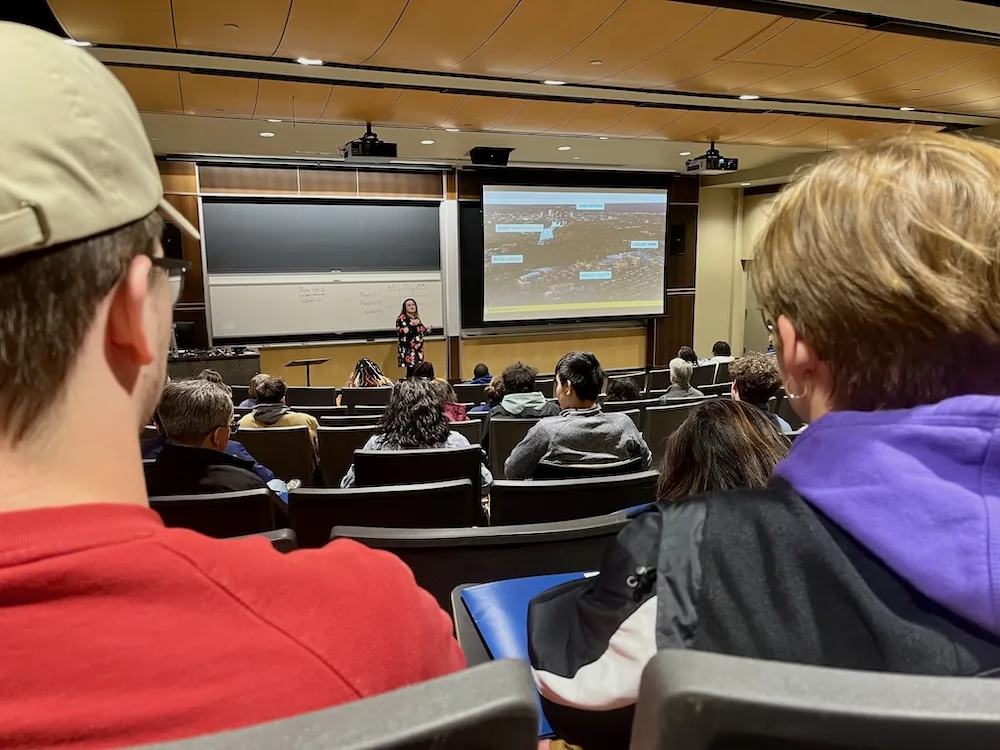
[527,479,1000,749]
[145,444,269,497]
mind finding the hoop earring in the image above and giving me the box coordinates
[785,376,808,400]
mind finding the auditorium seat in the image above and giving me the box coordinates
[289,479,478,548]
[230,384,250,406]
[535,379,555,399]
[644,403,699,467]
[533,456,645,479]
[488,418,541,479]
[153,659,539,750]
[646,368,671,392]
[354,404,387,415]
[631,650,1000,750]
[150,488,276,538]
[317,424,377,487]
[233,406,253,420]
[490,471,658,525]
[236,425,316,486]
[700,382,732,397]
[777,394,806,431]
[455,382,489,405]
[289,405,348,420]
[450,419,483,444]
[690,364,717,387]
[285,386,337,406]
[320,414,382,427]
[331,511,629,612]
[140,424,159,441]
[354,445,484,498]
[606,371,647,393]
[340,386,393,410]
[602,400,653,430]
[714,360,732,384]
[230,528,298,553]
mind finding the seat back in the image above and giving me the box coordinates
[488,418,540,480]
[230,528,298,553]
[290,480,478,548]
[644,404,698,467]
[646,368,671,392]
[140,424,159,441]
[317,425,377,487]
[700,382,732,397]
[153,660,539,750]
[602,401,654,431]
[354,445,483,497]
[230,384,250,405]
[777,394,806,431]
[354,404,388,415]
[285,386,337,406]
[535,379,555,399]
[340,386,393,409]
[332,512,630,612]
[606,371,647,394]
[289,405,348,420]
[454,382,488,405]
[714,360,732,384]
[235,426,315,486]
[690,364,717,387]
[631,650,1000,750]
[320,414,382,427]
[150,488,275,538]
[450,420,482,444]
[533,456,645,479]
[490,471,658,525]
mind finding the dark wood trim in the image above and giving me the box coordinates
[745,184,784,198]
[448,336,461,380]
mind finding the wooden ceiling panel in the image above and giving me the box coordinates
[444,96,528,131]
[532,0,713,83]
[180,73,258,118]
[600,108,686,138]
[253,80,332,122]
[744,114,828,145]
[317,87,401,124]
[544,103,637,136]
[455,0,625,77]
[493,100,587,134]
[47,0,175,47]
[172,0,290,56]
[660,111,744,141]
[725,19,868,68]
[671,62,796,95]
[366,0,520,70]
[379,90,466,128]
[859,51,1000,108]
[109,66,183,114]
[693,112,785,143]
[274,0,409,63]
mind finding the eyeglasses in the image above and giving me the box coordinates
[150,257,192,306]
[759,310,776,333]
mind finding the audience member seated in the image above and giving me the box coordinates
[677,345,708,366]
[729,351,793,433]
[145,379,277,497]
[657,399,788,501]
[412,360,436,379]
[0,25,463,747]
[505,351,652,479]
[142,395,276,484]
[466,362,493,384]
[482,361,561,456]
[527,133,1000,749]
[469,375,504,415]
[604,378,641,402]
[340,379,492,495]
[430,379,469,422]
[659,357,705,401]
[198,368,227,388]
[708,340,734,364]
[238,372,270,409]
[238,376,320,461]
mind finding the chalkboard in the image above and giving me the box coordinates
[203,199,441,274]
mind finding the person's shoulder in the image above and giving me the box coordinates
[446,431,471,447]
[286,411,319,428]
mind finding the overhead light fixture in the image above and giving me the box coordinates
[296,57,323,66]
[445,128,460,132]
[573,156,580,160]
[598,136,609,140]
[259,132,276,138]
[223,23,239,30]
[420,139,435,145]
[900,106,916,111]
[543,80,566,86]
[590,60,603,66]
[739,94,760,100]
[557,146,572,151]
[64,38,92,47]
[266,118,282,123]
[679,151,692,156]
[741,182,752,187]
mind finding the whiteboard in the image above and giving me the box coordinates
[208,272,442,339]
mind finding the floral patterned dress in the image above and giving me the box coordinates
[396,314,426,368]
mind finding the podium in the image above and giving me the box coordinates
[285,358,329,386]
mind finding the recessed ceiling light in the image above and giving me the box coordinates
[590,60,603,66]
[445,128,460,132]
[739,94,760,100]
[259,132,276,138]
[598,136,609,140]
[420,139,435,145]
[223,23,239,30]
[214,108,225,112]
[543,80,566,86]
[64,38,92,47]
[900,106,916,111]
[679,151,692,156]
[267,118,282,123]
[573,156,580,160]
[296,57,323,66]
[741,182,752,187]
[557,146,572,151]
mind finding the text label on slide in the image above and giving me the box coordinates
[630,240,660,249]
[576,202,605,210]
[580,271,613,280]
[495,223,544,233]
[491,254,524,264]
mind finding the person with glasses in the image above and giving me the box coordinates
[0,24,463,749]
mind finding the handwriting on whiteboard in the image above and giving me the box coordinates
[359,290,384,316]
[296,285,326,304]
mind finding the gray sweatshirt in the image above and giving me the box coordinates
[504,406,653,480]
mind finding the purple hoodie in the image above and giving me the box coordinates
[776,395,1000,636]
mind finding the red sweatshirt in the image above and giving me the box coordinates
[0,503,465,749]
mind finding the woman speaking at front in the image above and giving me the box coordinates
[396,298,426,377]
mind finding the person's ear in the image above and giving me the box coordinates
[776,315,833,421]
[107,255,159,368]
[730,381,739,400]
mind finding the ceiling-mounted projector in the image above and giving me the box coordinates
[340,122,397,162]
[685,141,738,175]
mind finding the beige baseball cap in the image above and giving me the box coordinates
[0,22,199,259]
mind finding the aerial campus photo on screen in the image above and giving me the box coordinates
[482,187,668,322]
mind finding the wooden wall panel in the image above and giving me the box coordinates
[654,294,696,366]
[357,171,444,199]
[161,193,204,306]
[199,166,298,194]
[258,340,447,387]
[159,161,198,194]
[298,169,358,196]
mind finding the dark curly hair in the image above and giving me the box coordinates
[375,378,450,449]
[729,351,783,405]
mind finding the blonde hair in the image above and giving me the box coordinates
[753,132,1000,411]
